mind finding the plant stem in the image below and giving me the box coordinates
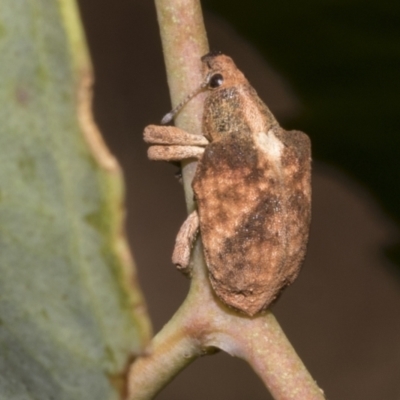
[128,0,325,399]
[155,0,208,212]
[129,241,324,399]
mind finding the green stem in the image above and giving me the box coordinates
[128,0,325,399]
[126,302,201,400]
[155,0,208,212]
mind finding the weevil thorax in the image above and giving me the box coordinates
[201,53,278,142]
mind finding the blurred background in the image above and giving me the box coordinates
[78,1,400,399]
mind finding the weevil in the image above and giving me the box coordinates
[144,52,311,316]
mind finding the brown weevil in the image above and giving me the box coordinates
[144,52,311,316]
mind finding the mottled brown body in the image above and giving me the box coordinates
[145,53,311,316]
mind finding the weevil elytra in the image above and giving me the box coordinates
[144,52,311,316]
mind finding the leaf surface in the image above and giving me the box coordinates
[0,1,151,398]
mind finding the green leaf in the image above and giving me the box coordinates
[0,1,151,399]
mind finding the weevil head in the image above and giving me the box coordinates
[160,52,243,125]
[161,52,276,141]
[201,52,248,92]
[200,52,276,142]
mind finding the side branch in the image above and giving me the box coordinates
[127,306,203,400]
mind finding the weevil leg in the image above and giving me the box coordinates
[144,125,208,162]
[144,125,208,146]
[172,210,200,274]
[148,145,204,161]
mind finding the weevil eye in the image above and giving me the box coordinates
[209,73,224,89]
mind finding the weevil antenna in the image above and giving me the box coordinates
[161,73,211,125]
